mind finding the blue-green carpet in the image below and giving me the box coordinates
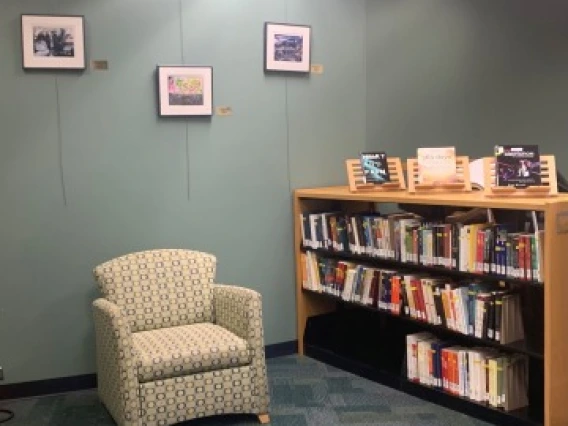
[1,355,492,426]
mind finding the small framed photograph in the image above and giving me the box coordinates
[264,22,311,73]
[21,14,86,70]
[156,65,213,117]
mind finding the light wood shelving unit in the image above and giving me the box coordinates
[293,185,568,426]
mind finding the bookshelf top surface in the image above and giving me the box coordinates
[295,185,568,210]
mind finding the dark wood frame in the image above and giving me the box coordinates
[155,65,214,117]
[263,22,312,73]
[21,14,86,71]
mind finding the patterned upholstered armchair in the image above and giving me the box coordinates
[92,249,270,426]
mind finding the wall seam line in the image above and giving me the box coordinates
[285,0,292,194]
[55,76,68,206]
[179,0,191,201]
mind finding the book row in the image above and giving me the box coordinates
[301,251,525,345]
[406,332,529,412]
[300,211,544,283]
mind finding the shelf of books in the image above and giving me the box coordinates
[294,186,568,426]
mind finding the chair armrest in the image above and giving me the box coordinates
[212,284,265,345]
[92,298,140,426]
[212,284,270,413]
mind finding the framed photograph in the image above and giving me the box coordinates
[21,14,86,70]
[156,66,213,117]
[264,22,311,73]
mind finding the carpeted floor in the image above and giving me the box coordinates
[1,355,493,426]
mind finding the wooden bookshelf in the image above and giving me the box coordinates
[293,185,568,426]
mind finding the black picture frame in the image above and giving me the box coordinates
[156,65,214,117]
[21,14,86,70]
[264,22,312,73]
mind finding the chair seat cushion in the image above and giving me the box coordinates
[132,323,252,383]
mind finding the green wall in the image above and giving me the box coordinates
[0,0,367,385]
[7,0,566,388]
[366,0,568,168]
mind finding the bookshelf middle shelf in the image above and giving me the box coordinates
[302,288,544,359]
[301,246,544,288]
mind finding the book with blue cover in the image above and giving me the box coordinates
[360,152,390,184]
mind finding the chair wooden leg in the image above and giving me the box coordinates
[257,413,270,424]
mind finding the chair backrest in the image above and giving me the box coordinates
[93,249,216,333]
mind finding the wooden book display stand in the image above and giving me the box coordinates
[484,155,558,198]
[346,157,406,193]
[407,156,472,194]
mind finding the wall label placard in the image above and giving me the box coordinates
[216,106,233,116]
[92,60,109,70]
[310,64,324,75]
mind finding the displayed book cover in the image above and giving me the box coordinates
[417,147,459,185]
[360,152,390,184]
[494,145,541,188]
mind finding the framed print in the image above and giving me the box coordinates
[157,66,213,117]
[264,22,311,73]
[21,14,86,70]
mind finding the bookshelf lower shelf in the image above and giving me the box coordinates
[400,378,540,426]
[303,307,544,426]
[304,343,541,426]
[305,344,401,389]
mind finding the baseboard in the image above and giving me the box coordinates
[0,373,97,401]
[0,340,298,401]
[265,340,298,358]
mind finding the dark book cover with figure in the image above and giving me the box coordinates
[360,152,390,184]
[495,145,541,188]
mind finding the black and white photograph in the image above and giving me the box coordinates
[22,15,85,70]
[33,26,75,57]
[264,22,311,73]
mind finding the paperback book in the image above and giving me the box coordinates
[360,152,390,184]
[417,147,459,185]
[494,145,541,188]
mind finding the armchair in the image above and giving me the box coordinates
[92,249,270,426]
